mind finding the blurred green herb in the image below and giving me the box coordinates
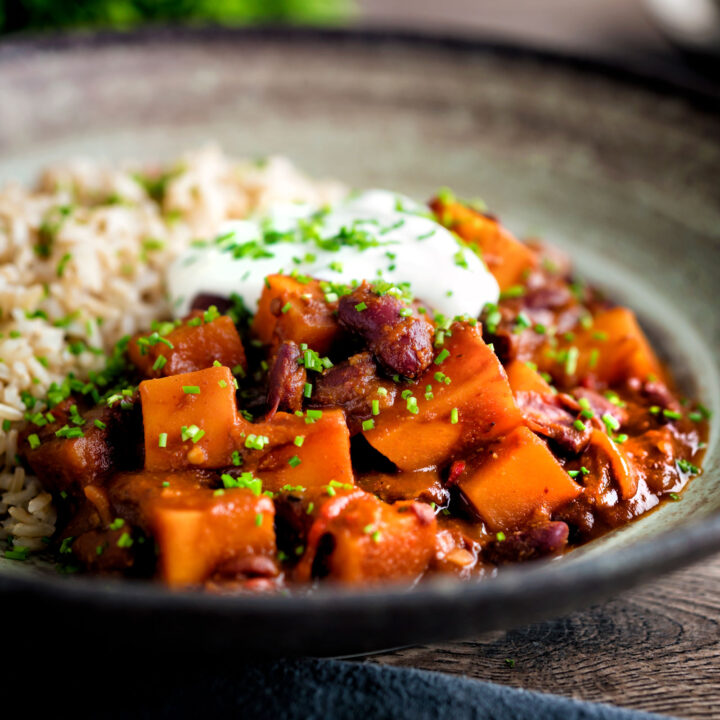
[0,0,352,34]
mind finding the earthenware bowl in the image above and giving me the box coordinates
[0,27,718,657]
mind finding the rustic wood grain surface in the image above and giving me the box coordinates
[364,555,720,718]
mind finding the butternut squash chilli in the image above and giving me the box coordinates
[19,191,709,591]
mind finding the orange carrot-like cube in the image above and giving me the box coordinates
[505,359,554,395]
[140,365,239,471]
[152,488,275,587]
[364,323,523,470]
[295,491,436,584]
[458,426,581,532]
[255,408,354,494]
[251,274,339,354]
[129,313,247,379]
[429,197,537,290]
[539,307,664,387]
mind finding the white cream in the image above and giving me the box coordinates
[167,190,500,319]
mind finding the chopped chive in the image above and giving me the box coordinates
[677,458,699,475]
[564,347,579,376]
[354,302,368,312]
[450,408,459,424]
[434,349,450,365]
[117,532,133,548]
[288,455,302,468]
[362,419,375,431]
[27,433,41,449]
[588,348,600,369]
[182,385,200,394]
[372,399,380,416]
[513,312,531,333]
[573,419,586,432]
[602,413,620,432]
[152,355,167,372]
[293,435,305,447]
[303,382,312,398]
[280,301,292,314]
[500,285,525,299]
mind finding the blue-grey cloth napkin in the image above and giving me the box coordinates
[18,656,672,719]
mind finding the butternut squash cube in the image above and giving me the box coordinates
[255,408,354,494]
[429,197,537,290]
[458,426,581,532]
[364,323,523,470]
[129,313,246,379]
[539,307,664,386]
[152,488,275,587]
[505,359,554,395]
[140,365,239,471]
[251,274,339,354]
[296,491,436,584]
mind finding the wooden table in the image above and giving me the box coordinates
[366,556,720,718]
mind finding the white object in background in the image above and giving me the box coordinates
[645,0,720,51]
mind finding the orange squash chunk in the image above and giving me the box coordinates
[505,359,554,395]
[141,365,355,487]
[152,488,275,587]
[255,408,354,493]
[129,313,247,379]
[363,323,523,470]
[251,273,339,354]
[429,197,537,290]
[458,426,582,532]
[539,307,664,386]
[295,490,436,584]
[140,365,240,471]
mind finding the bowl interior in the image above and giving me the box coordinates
[0,29,718,592]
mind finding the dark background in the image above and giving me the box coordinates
[2,0,718,100]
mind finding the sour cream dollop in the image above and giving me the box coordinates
[168,190,499,319]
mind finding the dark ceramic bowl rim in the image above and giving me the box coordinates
[0,25,718,626]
